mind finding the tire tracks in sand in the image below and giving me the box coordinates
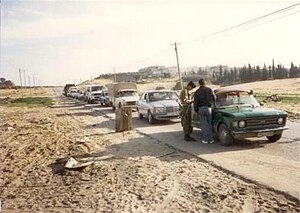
[152,171,180,213]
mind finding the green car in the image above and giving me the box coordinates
[191,87,288,146]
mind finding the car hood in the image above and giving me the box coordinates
[120,96,140,102]
[216,106,287,118]
[91,91,102,95]
[149,100,179,107]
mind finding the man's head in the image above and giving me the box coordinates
[187,81,196,90]
[199,79,206,86]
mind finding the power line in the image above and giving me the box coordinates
[182,3,300,45]
[114,3,300,72]
[240,10,300,32]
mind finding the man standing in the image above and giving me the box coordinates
[180,81,196,142]
[193,79,215,143]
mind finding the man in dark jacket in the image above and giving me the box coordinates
[193,79,215,143]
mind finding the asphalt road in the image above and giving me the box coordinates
[53,89,300,200]
[87,103,300,200]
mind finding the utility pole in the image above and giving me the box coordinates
[28,75,32,95]
[23,70,27,88]
[173,42,183,90]
[32,75,35,88]
[113,67,116,82]
[19,69,24,98]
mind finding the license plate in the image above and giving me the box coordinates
[257,132,273,137]
[167,112,178,116]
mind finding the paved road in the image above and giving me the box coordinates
[53,89,300,199]
[87,103,300,199]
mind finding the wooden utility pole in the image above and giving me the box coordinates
[28,75,32,95]
[173,42,183,90]
[113,67,116,82]
[19,69,24,97]
[23,70,27,88]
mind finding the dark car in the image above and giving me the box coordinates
[63,84,75,96]
[191,87,288,146]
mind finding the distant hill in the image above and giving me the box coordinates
[226,78,300,95]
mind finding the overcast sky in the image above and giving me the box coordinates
[1,0,300,86]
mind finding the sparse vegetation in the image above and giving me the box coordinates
[256,94,300,104]
[2,97,54,107]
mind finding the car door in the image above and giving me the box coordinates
[139,93,149,115]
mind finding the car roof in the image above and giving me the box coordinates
[214,87,252,95]
[88,84,103,87]
[144,90,175,93]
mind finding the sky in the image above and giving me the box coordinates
[1,0,300,86]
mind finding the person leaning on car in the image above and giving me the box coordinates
[180,81,196,142]
[193,79,216,143]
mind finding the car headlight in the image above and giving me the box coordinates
[277,117,284,125]
[238,120,246,128]
[153,107,164,113]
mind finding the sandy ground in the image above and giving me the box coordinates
[1,92,299,212]
[0,87,56,98]
[234,78,300,95]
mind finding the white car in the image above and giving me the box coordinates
[85,85,105,104]
[67,86,78,98]
[137,90,181,124]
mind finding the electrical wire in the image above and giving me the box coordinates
[182,3,300,46]
[113,3,300,71]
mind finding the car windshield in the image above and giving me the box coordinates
[118,91,138,97]
[215,91,260,108]
[91,86,103,91]
[148,92,178,102]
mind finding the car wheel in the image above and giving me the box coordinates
[218,124,233,146]
[137,109,143,119]
[148,111,154,124]
[266,134,282,142]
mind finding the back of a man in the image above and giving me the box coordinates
[193,79,215,143]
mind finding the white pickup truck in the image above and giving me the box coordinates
[84,85,105,104]
[107,82,139,110]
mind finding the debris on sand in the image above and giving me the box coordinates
[64,157,93,170]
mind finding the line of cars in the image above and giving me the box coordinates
[63,84,107,105]
[64,83,289,146]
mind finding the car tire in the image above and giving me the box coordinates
[148,111,155,124]
[266,134,282,142]
[218,124,233,146]
[137,109,143,119]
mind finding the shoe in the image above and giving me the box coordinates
[201,140,208,144]
[189,136,196,141]
[184,135,195,142]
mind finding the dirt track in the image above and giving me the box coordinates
[1,94,300,213]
